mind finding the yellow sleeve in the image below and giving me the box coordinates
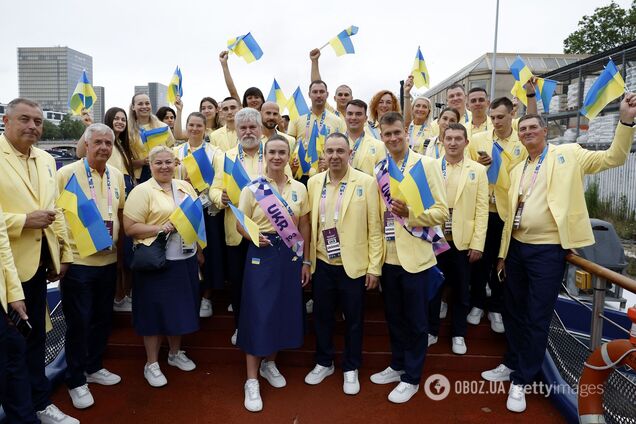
[299,185,311,217]
[287,119,300,139]
[575,123,634,174]
[118,174,126,209]
[238,187,255,217]
[123,185,150,223]
[406,159,449,227]
[0,205,24,303]
[365,177,383,276]
[209,150,225,209]
[469,166,490,252]
[51,164,73,263]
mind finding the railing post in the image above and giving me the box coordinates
[590,276,606,350]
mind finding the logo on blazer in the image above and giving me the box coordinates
[369,146,376,155]
[514,146,521,157]
[114,187,120,199]
[557,154,565,164]
[291,190,298,202]
[356,186,363,197]
[47,165,53,178]
[469,170,476,181]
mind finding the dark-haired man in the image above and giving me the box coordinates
[344,100,385,175]
[211,97,242,152]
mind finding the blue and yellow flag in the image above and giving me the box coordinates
[169,195,207,248]
[295,141,312,179]
[411,47,430,89]
[56,174,112,257]
[69,70,97,116]
[223,155,251,204]
[307,121,321,169]
[266,78,287,110]
[509,56,558,113]
[399,160,435,218]
[140,126,171,150]
[228,203,260,247]
[387,155,405,202]
[510,56,533,85]
[183,148,215,192]
[227,32,263,63]
[166,66,183,105]
[486,142,511,189]
[286,87,310,121]
[329,26,359,56]
[580,59,625,120]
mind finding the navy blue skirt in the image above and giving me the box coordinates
[132,256,200,336]
[202,210,225,290]
[237,235,304,356]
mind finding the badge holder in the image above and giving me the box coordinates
[322,228,341,259]
[104,220,114,251]
[384,211,395,241]
[513,200,524,230]
[443,208,453,235]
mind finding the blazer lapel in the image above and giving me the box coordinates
[545,144,556,191]
[455,162,469,205]
[36,154,52,208]
[339,169,357,222]
[1,137,37,199]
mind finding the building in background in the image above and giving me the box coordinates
[0,102,6,131]
[134,82,168,113]
[93,86,105,123]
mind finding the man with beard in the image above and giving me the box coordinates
[260,101,296,154]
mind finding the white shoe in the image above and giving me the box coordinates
[466,307,484,325]
[452,337,467,355]
[113,295,132,312]
[168,350,196,371]
[259,360,286,388]
[481,363,513,382]
[439,301,448,319]
[370,366,405,385]
[488,312,505,333]
[343,370,360,395]
[68,384,94,409]
[199,298,213,318]
[86,368,121,385]
[227,304,233,312]
[306,299,314,314]
[244,379,263,412]
[144,362,167,387]
[428,334,438,347]
[231,329,238,346]
[304,363,334,385]
[507,383,527,412]
[388,381,419,403]
[37,404,80,424]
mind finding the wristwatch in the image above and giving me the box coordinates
[302,260,312,266]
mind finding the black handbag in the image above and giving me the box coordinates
[130,231,168,271]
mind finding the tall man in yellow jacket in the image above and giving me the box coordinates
[482,93,636,414]
[304,133,383,396]
[343,99,385,176]
[0,98,78,424]
[369,112,449,404]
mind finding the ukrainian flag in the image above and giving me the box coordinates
[295,141,312,179]
[307,121,320,169]
[140,126,171,150]
[266,78,287,110]
[166,66,183,105]
[510,56,533,86]
[399,160,435,218]
[512,77,558,113]
[169,196,207,248]
[486,142,510,188]
[227,32,263,63]
[328,26,359,56]
[286,87,310,121]
[387,155,406,202]
[580,59,625,120]
[223,155,251,204]
[69,70,97,116]
[56,174,112,257]
[183,148,215,192]
[228,203,260,247]
[411,47,430,89]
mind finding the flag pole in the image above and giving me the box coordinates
[319,42,329,50]
[489,0,500,101]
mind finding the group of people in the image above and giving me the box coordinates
[0,47,635,422]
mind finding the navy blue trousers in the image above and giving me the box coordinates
[227,239,248,329]
[470,212,504,313]
[381,264,431,385]
[312,260,365,372]
[503,239,567,385]
[61,264,116,389]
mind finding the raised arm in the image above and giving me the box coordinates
[219,50,240,101]
[403,75,414,126]
[310,48,322,82]
[173,96,187,140]
[524,77,539,115]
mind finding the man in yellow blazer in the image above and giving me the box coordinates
[0,98,77,424]
[369,112,449,404]
[304,133,382,396]
[343,99,385,176]
[428,123,489,356]
[482,93,636,414]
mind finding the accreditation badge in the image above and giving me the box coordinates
[322,228,341,259]
[198,192,212,209]
[383,211,395,241]
[104,220,114,250]
[513,198,524,230]
[444,208,453,235]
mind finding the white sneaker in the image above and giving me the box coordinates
[199,298,213,318]
[68,384,94,409]
[370,366,405,385]
[428,334,438,347]
[306,299,314,314]
[388,381,419,403]
[439,301,448,319]
[488,312,505,333]
[113,295,132,312]
[481,363,513,382]
[452,337,467,355]
[244,379,263,412]
[343,370,360,395]
[304,363,334,385]
[231,329,238,346]
[227,304,233,312]
[36,404,80,424]
[259,360,286,388]
[144,362,167,387]
[507,383,527,412]
[86,368,121,385]
[168,350,196,371]
[466,307,484,325]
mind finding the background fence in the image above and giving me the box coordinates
[584,151,636,214]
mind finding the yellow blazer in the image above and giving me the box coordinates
[349,133,386,176]
[308,167,383,279]
[0,135,72,281]
[500,123,635,258]
[0,204,24,312]
[437,157,489,252]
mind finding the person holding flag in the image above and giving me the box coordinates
[219,51,265,111]
[403,76,435,154]
[123,146,202,388]
[309,47,354,118]
[56,124,126,409]
[343,99,385,175]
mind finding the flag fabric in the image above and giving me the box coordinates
[399,160,435,218]
[328,26,359,56]
[387,154,405,202]
[580,59,625,120]
[509,56,559,113]
[183,148,215,192]
[56,174,112,257]
[166,66,183,105]
[411,47,430,89]
[228,203,260,247]
[266,78,287,110]
[139,126,171,150]
[227,32,263,63]
[169,196,207,248]
[307,121,320,169]
[510,56,533,85]
[223,155,251,204]
[485,142,511,189]
[286,87,310,121]
[295,140,312,179]
[69,70,97,116]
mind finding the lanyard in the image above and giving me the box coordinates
[304,111,327,141]
[398,149,410,174]
[408,123,426,148]
[83,159,112,218]
[238,143,263,176]
[441,157,447,181]
[347,132,365,165]
[518,145,549,199]
[319,173,347,226]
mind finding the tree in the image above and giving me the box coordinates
[563,1,636,54]
[58,113,85,140]
[41,119,62,140]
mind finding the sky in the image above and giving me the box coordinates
[1,0,632,118]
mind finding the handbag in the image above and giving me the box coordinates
[130,231,168,271]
